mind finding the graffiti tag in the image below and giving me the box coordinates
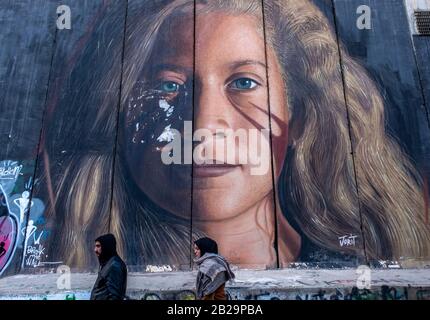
[338,234,358,247]
[25,243,46,268]
[0,164,22,180]
[145,265,173,272]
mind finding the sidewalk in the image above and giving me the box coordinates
[1,269,430,300]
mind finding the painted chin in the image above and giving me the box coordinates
[192,196,241,222]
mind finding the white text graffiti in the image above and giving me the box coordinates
[338,235,358,247]
[25,244,46,268]
[0,164,22,180]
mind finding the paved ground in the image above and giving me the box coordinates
[1,268,430,300]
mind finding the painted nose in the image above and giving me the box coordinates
[194,83,232,134]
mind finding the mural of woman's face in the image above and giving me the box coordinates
[124,11,289,221]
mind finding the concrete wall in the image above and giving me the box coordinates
[1,269,430,300]
[1,0,430,277]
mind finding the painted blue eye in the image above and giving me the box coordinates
[231,78,258,90]
[160,81,180,93]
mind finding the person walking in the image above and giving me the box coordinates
[90,233,127,300]
[194,237,235,300]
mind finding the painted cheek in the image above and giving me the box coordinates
[125,83,193,155]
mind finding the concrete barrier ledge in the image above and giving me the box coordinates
[1,269,430,300]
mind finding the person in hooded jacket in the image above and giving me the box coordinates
[193,237,235,300]
[90,233,127,300]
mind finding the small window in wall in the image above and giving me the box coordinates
[415,11,430,36]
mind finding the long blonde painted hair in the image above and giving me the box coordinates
[42,0,430,269]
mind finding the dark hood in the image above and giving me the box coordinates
[194,237,218,257]
[96,233,118,265]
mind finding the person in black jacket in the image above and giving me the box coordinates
[90,233,127,300]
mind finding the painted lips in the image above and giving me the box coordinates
[193,164,240,177]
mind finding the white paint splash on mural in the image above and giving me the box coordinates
[157,124,176,143]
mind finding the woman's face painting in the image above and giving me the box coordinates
[124,12,289,220]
